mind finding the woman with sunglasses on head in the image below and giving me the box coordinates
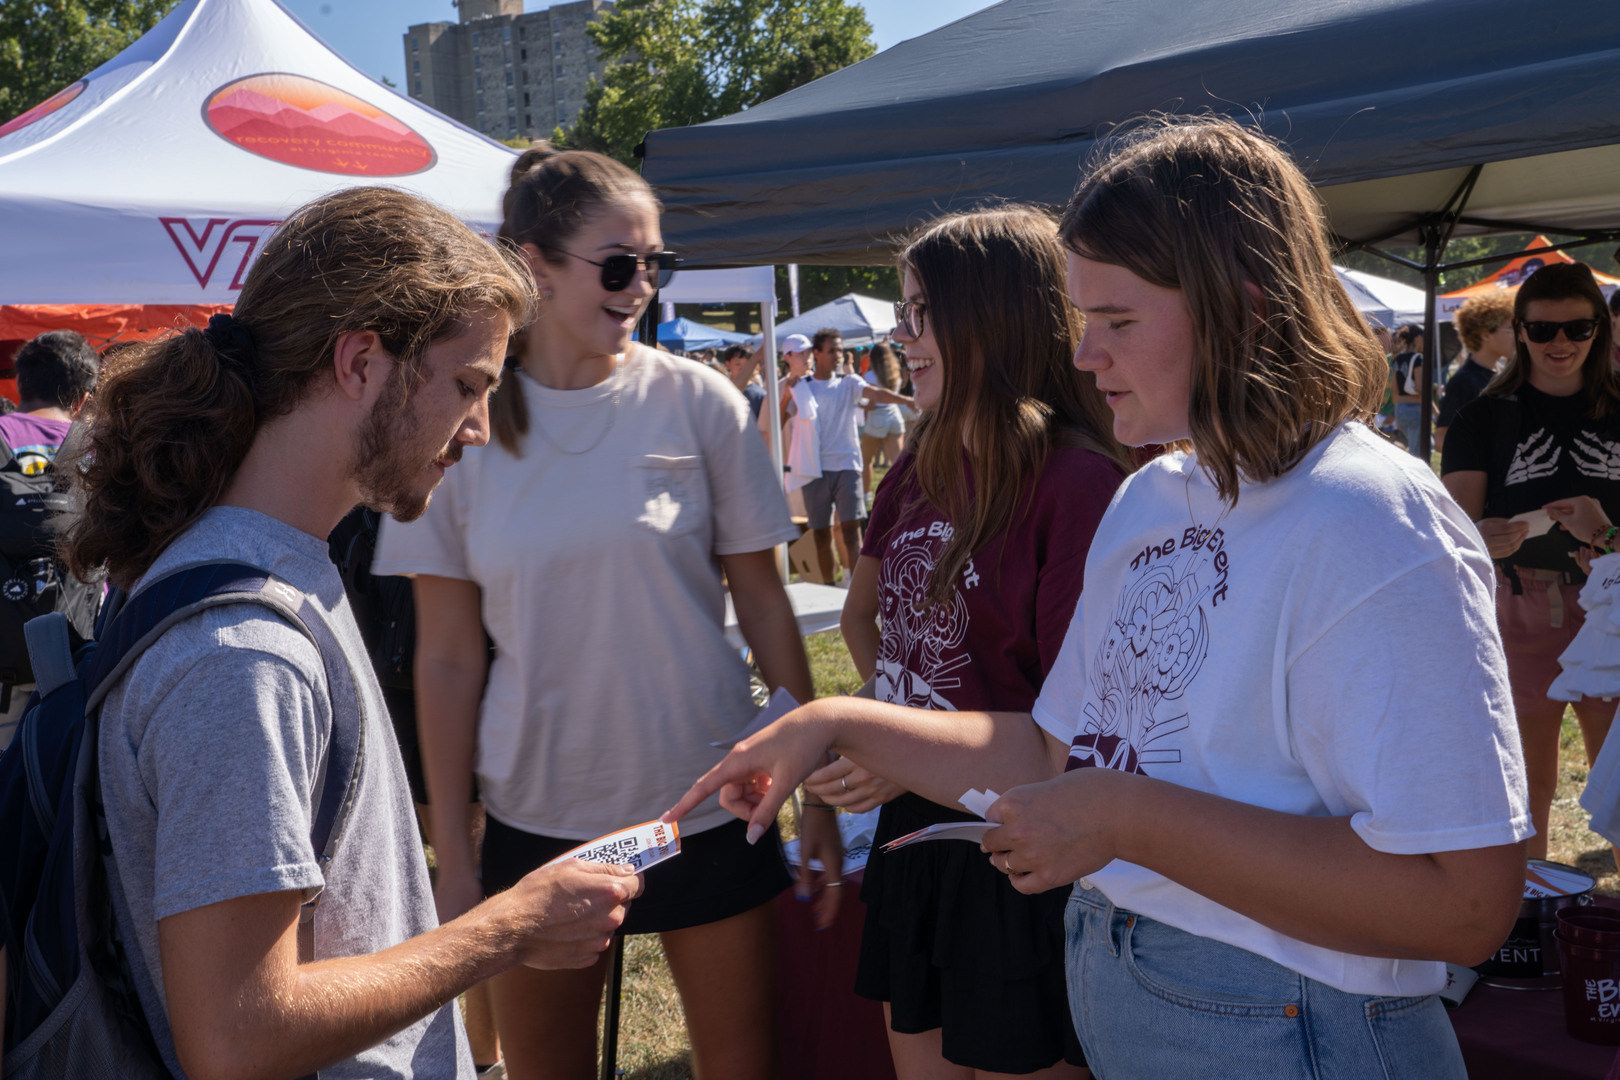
[667,118,1529,1079]
[1442,261,1620,860]
[374,147,837,1080]
[807,206,1128,1080]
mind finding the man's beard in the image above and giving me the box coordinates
[352,376,457,523]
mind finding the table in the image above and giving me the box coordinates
[1450,982,1620,1079]
[775,869,897,1080]
[724,580,848,650]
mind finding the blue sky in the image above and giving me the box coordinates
[277,0,998,89]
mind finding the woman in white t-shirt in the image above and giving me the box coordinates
[373,148,839,1079]
[665,118,1530,1079]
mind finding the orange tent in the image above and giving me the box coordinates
[0,303,227,404]
[1438,237,1620,318]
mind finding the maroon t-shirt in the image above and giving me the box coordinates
[861,445,1125,715]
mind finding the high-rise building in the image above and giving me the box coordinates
[404,0,614,142]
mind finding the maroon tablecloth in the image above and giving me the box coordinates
[1451,893,1620,1080]
[775,870,897,1080]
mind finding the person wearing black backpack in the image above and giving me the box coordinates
[0,329,101,755]
[0,189,639,1080]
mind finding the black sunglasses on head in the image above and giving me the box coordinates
[562,250,680,292]
[1518,318,1599,344]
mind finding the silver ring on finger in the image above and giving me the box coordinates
[841,776,849,793]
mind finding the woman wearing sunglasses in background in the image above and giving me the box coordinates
[375,148,837,1079]
[810,206,1128,1080]
[1443,261,1620,860]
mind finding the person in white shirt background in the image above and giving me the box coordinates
[665,116,1529,1080]
[375,147,840,1080]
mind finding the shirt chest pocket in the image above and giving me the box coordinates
[634,454,709,538]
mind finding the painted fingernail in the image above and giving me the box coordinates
[746,823,764,845]
[794,883,811,901]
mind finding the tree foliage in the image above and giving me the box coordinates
[556,0,875,166]
[1337,233,1620,293]
[0,0,179,122]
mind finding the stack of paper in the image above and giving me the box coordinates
[880,788,1002,852]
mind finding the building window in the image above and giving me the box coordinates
[477,96,485,111]
[519,25,526,40]
[520,48,526,60]
[554,40,563,54]
[474,54,482,69]
[472,31,481,46]
[412,59,419,72]
[505,70,512,86]
[508,117,517,132]
[525,113,532,127]
[414,80,422,94]
[521,69,528,84]
[507,93,515,109]
[475,74,483,89]
[503,27,511,41]
[411,37,418,53]
[555,65,562,77]
[523,92,530,105]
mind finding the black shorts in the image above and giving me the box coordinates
[481,815,791,936]
[856,793,1085,1073]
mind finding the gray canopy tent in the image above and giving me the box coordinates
[642,0,1620,453]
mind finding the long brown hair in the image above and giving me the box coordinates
[900,205,1128,607]
[1484,261,1620,417]
[1058,116,1385,505]
[65,187,533,588]
[867,343,903,391]
[492,145,660,453]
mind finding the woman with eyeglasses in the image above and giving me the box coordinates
[1442,260,1620,860]
[805,206,1128,1080]
[373,147,836,1079]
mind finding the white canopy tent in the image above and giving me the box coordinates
[764,294,896,349]
[0,0,517,329]
[1336,268,1429,327]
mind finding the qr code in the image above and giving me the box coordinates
[576,836,647,870]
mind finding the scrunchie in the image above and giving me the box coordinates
[203,312,258,371]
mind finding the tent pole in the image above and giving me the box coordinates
[763,293,786,581]
[1420,224,1441,461]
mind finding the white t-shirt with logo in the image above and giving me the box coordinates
[1032,422,1531,997]
[375,346,800,839]
[805,373,869,473]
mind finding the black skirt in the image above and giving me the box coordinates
[855,792,1085,1073]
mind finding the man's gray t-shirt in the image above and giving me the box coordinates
[98,506,471,1079]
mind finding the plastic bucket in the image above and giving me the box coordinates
[1556,936,1620,1044]
[1557,907,1620,949]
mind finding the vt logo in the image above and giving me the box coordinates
[159,217,282,290]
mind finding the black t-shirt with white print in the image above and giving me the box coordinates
[1442,384,1620,576]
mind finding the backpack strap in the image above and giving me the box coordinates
[74,561,365,876]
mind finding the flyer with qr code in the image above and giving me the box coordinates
[543,819,682,873]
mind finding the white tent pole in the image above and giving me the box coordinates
[763,293,786,580]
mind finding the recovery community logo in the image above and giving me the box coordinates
[204,73,434,176]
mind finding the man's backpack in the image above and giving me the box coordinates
[0,429,100,711]
[0,562,364,1079]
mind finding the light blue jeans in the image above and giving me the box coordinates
[1065,886,1465,1080]
[1393,401,1425,457]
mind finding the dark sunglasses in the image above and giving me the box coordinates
[563,250,680,292]
[894,299,927,339]
[1518,318,1599,344]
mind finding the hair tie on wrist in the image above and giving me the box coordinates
[203,312,258,371]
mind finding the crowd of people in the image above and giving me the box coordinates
[7,111,1620,1080]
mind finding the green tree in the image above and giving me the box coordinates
[556,0,875,166]
[0,0,180,122]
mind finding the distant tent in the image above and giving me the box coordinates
[656,317,754,352]
[765,294,896,349]
[0,0,518,349]
[1338,269,1428,327]
[1437,236,1620,319]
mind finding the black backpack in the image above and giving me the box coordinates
[328,506,415,691]
[0,428,101,710]
[0,562,364,1079]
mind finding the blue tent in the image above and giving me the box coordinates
[656,317,753,352]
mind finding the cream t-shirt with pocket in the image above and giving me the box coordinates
[375,345,800,839]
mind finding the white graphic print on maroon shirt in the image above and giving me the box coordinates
[875,519,979,710]
[1068,522,1229,775]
